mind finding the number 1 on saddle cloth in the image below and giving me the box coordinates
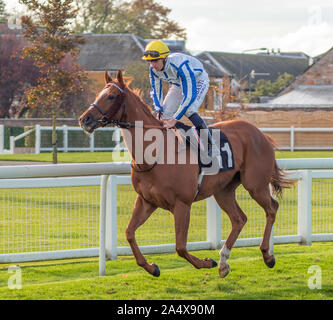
[174,120,234,175]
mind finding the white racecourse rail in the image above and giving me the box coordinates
[1,125,333,154]
[0,159,333,276]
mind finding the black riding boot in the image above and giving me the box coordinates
[188,113,222,174]
[195,121,215,157]
[188,113,216,157]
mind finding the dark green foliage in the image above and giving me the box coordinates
[247,72,294,101]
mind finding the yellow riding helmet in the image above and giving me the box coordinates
[142,40,170,61]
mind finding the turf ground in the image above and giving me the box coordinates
[0,150,333,163]
[0,243,332,300]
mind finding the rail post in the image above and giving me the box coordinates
[63,125,68,153]
[99,175,109,276]
[206,196,221,249]
[0,125,4,154]
[298,170,312,245]
[290,126,294,152]
[35,125,41,154]
[106,175,118,260]
[9,136,14,154]
[90,133,94,152]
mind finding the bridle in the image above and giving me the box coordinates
[89,83,169,130]
[89,83,132,128]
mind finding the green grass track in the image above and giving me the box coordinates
[0,243,332,300]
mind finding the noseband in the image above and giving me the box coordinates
[90,103,107,117]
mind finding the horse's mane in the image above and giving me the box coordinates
[104,80,160,124]
[126,85,159,121]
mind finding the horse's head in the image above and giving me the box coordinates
[79,70,126,134]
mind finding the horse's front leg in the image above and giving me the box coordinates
[125,195,159,277]
[173,200,217,269]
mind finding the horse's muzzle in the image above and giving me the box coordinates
[79,114,98,133]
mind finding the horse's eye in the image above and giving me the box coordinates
[108,95,115,100]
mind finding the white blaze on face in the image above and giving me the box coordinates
[95,88,110,104]
[89,88,111,113]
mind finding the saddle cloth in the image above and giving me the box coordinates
[175,122,234,175]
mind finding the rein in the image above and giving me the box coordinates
[100,113,168,130]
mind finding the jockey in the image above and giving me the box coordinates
[142,40,219,158]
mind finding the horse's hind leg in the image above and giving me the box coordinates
[214,187,247,278]
[247,186,279,268]
[125,195,160,277]
[173,200,217,270]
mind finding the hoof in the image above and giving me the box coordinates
[204,258,217,268]
[210,258,217,268]
[218,264,230,278]
[266,256,276,268]
[152,263,160,277]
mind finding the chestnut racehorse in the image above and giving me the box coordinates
[79,70,293,278]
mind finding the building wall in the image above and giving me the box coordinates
[238,110,333,149]
[87,71,105,92]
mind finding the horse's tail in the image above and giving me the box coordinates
[270,161,296,198]
[265,134,296,198]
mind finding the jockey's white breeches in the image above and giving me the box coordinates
[161,74,209,120]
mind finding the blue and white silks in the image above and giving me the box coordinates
[149,53,209,120]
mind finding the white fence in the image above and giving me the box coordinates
[0,159,332,276]
[1,125,333,154]
[260,127,333,151]
[0,125,126,154]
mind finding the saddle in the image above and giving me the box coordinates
[175,121,234,175]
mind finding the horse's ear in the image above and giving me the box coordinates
[104,70,112,84]
[116,69,125,89]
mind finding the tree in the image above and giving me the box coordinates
[0,30,40,118]
[72,0,115,34]
[19,0,88,164]
[113,0,187,39]
[23,52,93,119]
[247,72,294,102]
[73,0,187,39]
[0,0,7,24]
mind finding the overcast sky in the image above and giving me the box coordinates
[4,0,333,57]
